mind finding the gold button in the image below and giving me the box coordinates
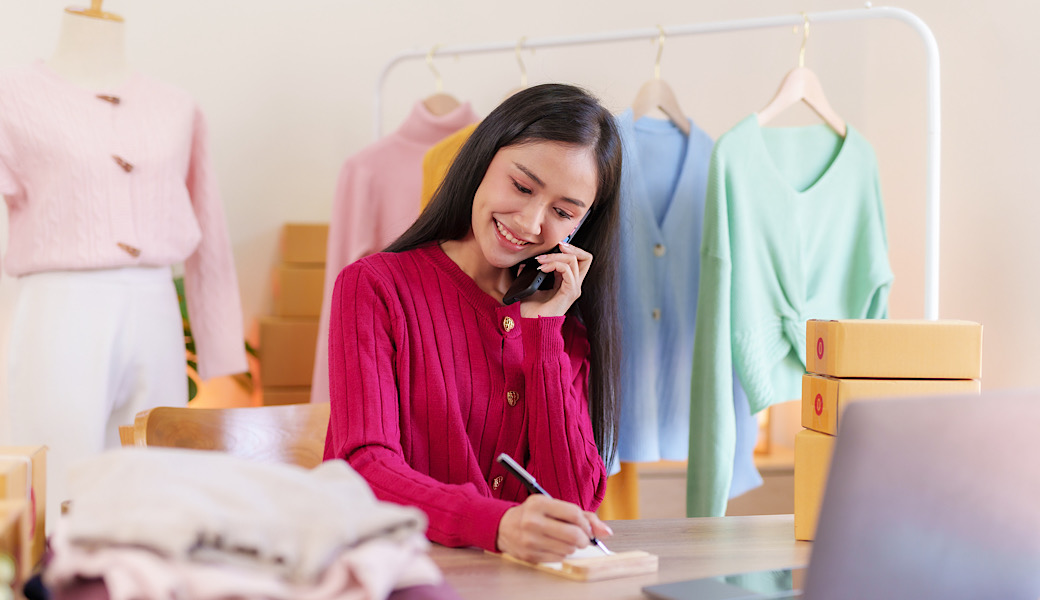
[506,391,520,406]
[492,475,504,490]
[117,242,141,258]
[652,308,662,320]
[654,243,666,257]
[502,316,515,332]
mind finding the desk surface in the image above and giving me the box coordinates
[429,515,812,600]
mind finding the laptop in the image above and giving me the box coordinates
[644,391,1040,600]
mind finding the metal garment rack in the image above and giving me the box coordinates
[373,5,941,319]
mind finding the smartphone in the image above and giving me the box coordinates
[502,211,590,306]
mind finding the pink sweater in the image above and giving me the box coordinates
[311,101,478,406]
[0,62,246,379]
[323,244,607,551]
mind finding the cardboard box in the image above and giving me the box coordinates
[259,317,320,387]
[262,387,312,406]
[280,223,329,265]
[0,499,30,586]
[0,446,45,570]
[794,428,835,541]
[802,375,981,436]
[805,319,983,379]
[273,265,326,318]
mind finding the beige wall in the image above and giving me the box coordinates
[0,0,1034,389]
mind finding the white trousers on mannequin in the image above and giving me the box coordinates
[6,267,187,526]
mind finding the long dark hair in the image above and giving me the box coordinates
[386,83,622,467]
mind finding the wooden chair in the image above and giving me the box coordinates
[119,402,330,469]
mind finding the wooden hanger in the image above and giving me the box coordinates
[422,44,462,117]
[757,14,846,137]
[503,37,529,99]
[631,26,690,136]
[65,0,123,22]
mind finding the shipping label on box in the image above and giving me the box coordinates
[0,446,45,571]
[280,223,329,265]
[259,317,320,387]
[805,319,983,379]
[794,429,836,541]
[273,266,326,318]
[801,375,982,436]
[0,499,30,586]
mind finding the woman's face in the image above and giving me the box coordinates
[470,140,598,270]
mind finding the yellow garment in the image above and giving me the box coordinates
[596,462,640,520]
[420,123,478,210]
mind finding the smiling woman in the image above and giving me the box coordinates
[324,84,623,564]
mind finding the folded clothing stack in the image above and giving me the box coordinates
[44,448,447,600]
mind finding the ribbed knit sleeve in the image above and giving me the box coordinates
[324,261,514,552]
[520,316,606,509]
[182,106,247,380]
[687,146,736,519]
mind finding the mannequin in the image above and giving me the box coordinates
[46,5,130,90]
[0,5,247,527]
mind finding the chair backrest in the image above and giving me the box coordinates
[123,402,331,469]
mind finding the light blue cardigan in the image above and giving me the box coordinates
[614,111,761,501]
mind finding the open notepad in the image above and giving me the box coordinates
[501,545,658,582]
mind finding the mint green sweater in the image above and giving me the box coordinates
[687,115,893,517]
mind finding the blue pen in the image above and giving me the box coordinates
[496,453,613,555]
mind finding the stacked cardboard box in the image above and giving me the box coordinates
[0,499,29,589]
[794,319,983,541]
[260,223,329,406]
[0,446,45,580]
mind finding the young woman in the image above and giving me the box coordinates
[323,84,623,563]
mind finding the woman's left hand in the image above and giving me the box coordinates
[519,242,592,319]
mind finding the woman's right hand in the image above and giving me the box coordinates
[495,494,613,563]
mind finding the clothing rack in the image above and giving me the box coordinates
[373,5,941,320]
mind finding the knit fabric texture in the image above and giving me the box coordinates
[687,115,893,517]
[0,61,246,379]
[323,244,606,552]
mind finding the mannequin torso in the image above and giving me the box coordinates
[46,11,130,90]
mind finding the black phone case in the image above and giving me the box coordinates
[502,250,558,305]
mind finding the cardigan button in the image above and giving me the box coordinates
[502,316,515,333]
[117,242,141,258]
[653,243,666,257]
[651,308,662,321]
[112,155,134,172]
[506,391,520,407]
[96,94,121,105]
[492,475,504,491]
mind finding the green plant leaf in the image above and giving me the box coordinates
[173,276,189,321]
[187,376,198,402]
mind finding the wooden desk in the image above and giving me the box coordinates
[430,515,811,600]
